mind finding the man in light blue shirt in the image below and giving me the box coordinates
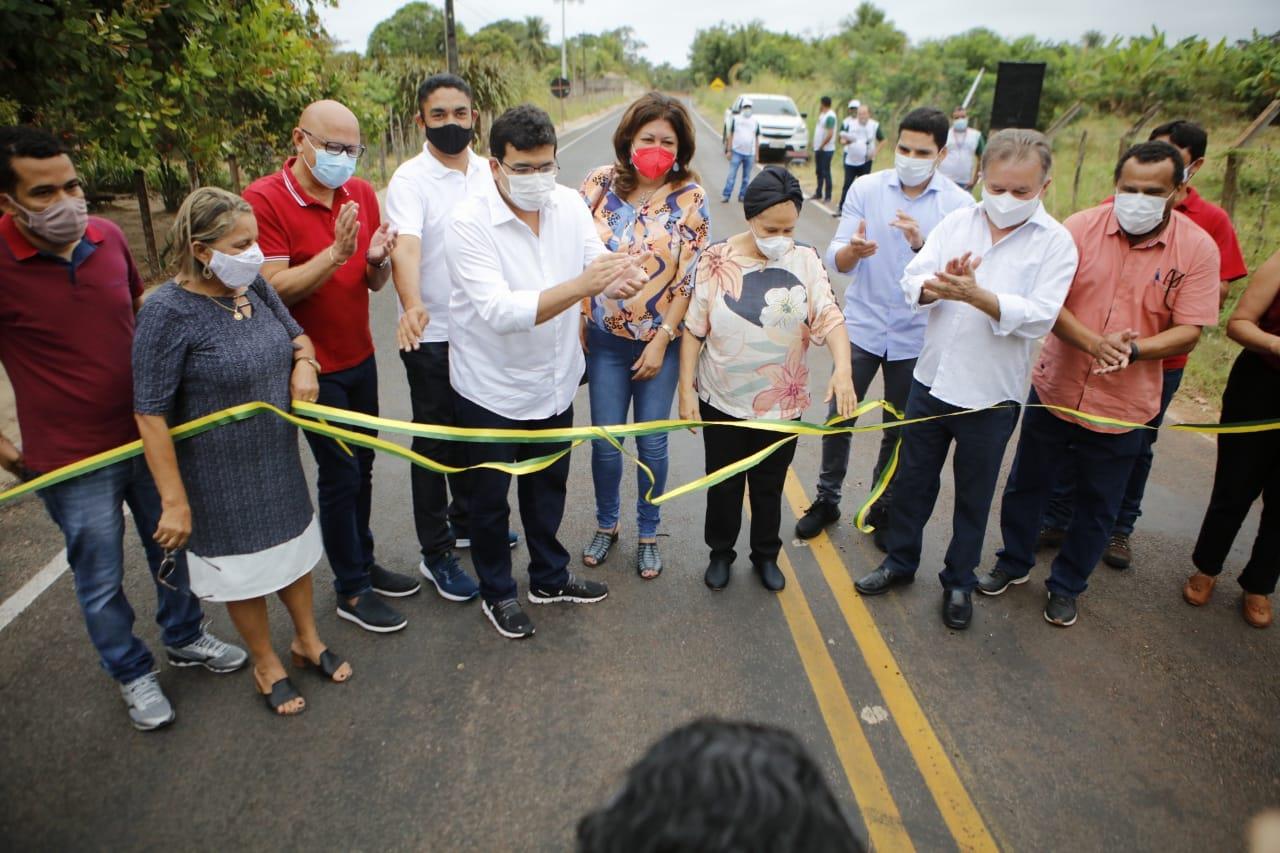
[795,107,975,545]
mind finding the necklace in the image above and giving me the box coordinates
[203,292,252,320]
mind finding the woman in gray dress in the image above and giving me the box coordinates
[133,187,350,717]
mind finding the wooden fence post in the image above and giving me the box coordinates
[226,155,241,194]
[1117,103,1162,161]
[1072,129,1089,212]
[184,157,199,191]
[132,169,160,276]
[1220,98,1280,220]
[1044,100,1084,142]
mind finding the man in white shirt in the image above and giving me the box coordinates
[387,73,507,605]
[796,108,974,547]
[851,129,1078,631]
[811,95,837,203]
[721,99,759,203]
[444,104,644,639]
[939,107,984,190]
[837,102,884,211]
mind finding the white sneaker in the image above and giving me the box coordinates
[119,672,176,731]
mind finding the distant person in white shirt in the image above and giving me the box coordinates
[386,73,505,606]
[851,129,1078,632]
[721,99,760,203]
[939,107,984,190]
[444,104,646,640]
[837,101,883,211]
[811,95,838,203]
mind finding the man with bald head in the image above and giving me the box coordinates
[245,99,420,634]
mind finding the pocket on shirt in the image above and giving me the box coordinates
[1141,278,1174,324]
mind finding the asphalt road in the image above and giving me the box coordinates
[0,105,1276,852]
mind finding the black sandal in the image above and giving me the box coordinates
[637,542,663,580]
[259,676,305,716]
[290,647,351,683]
[582,528,619,567]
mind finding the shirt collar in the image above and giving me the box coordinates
[280,156,351,208]
[0,213,102,261]
[886,169,943,197]
[1176,185,1204,214]
[422,145,487,180]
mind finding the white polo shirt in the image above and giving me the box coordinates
[445,182,605,420]
[384,145,494,343]
[900,203,1079,409]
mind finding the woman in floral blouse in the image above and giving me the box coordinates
[579,93,711,579]
[679,167,856,592]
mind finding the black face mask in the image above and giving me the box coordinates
[426,122,473,156]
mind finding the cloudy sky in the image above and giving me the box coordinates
[319,0,1278,67]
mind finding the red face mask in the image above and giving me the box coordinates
[631,146,677,180]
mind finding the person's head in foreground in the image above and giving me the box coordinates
[488,104,559,213]
[576,718,863,853]
[743,165,804,261]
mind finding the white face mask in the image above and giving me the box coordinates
[981,188,1042,229]
[742,108,753,117]
[1113,192,1170,236]
[501,168,557,212]
[751,224,794,262]
[895,151,937,187]
[206,243,265,288]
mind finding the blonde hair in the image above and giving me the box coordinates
[167,186,254,279]
[981,128,1053,180]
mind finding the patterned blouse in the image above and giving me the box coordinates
[685,240,844,421]
[579,166,710,341]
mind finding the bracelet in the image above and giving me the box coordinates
[327,246,343,267]
[659,323,676,341]
[1129,341,1140,364]
[366,254,390,270]
[294,356,322,374]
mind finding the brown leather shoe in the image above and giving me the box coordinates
[1243,594,1272,629]
[1182,572,1216,606]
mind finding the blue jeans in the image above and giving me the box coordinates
[1043,367,1183,535]
[586,324,680,538]
[302,354,378,599]
[879,381,1021,592]
[722,151,754,201]
[995,390,1145,598]
[38,457,204,683]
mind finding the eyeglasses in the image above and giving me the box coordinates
[300,128,366,159]
[158,549,224,592]
[500,160,558,177]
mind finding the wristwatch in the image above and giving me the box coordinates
[366,253,391,270]
[659,323,677,341]
[1129,341,1140,364]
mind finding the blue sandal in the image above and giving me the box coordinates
[582,528,619,567]
[637,542,663,580]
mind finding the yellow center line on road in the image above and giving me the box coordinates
[773,545,916,851]
[782,468,1000,853]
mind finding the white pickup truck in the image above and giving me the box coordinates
[723,93,809,164]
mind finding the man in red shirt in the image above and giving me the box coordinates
[245,100,418,634]
[0,127,246,730]
[980,141,1220,627]
[1039,121,1249,568]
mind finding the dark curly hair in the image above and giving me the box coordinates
[576,718,863,853]
[0,126,68,194]
[610,91,699,197]
[489,104,557,162]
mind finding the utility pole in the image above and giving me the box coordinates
[445,0,459,75]
[559,0,567,127]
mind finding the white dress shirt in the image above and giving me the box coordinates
[384,145,493,343]
[901,203,1079,409]
[445,182,605,420]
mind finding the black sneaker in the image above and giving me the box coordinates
[795,498,840,539]
[369,564,421,598]
[337,592,408,633]
[528,571,609,605]
[1044,592,1078,627]
[977,566,1030,596]
[482,598,535,639]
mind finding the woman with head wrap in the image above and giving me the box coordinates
[678,167,856,592]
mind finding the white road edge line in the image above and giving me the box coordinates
[0,549,68,634]
[559,106,625,153]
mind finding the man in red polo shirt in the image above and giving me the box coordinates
[0,127,246,730]
[1038,121,1249,569]
[244,99,419,634]
[979,141,1220,628]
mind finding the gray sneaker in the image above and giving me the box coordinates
[166,627,249,673]
[119,672,176,731]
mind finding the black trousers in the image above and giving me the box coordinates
[839,161,872,210]
[400,343,470,561]
[814,150,834,200]
[454,394,573,604]
[1193,350,1280,594]
[700,399,799,563]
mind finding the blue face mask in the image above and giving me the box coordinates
[304,138,357,189]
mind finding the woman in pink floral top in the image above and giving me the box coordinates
[577,93,710,580]
[679,167,856,592]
